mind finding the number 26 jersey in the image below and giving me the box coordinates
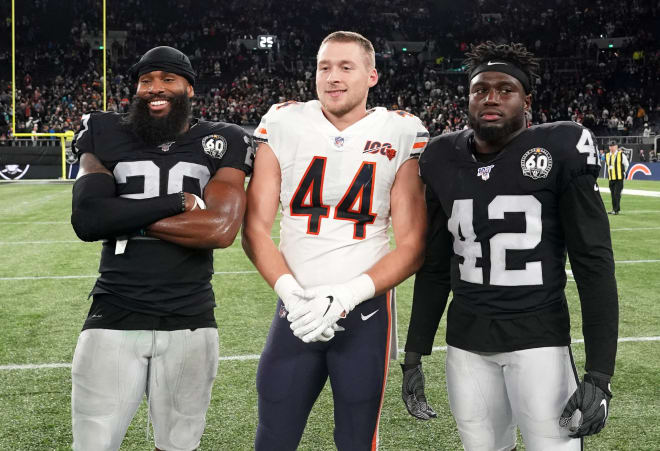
[254,100,429,288]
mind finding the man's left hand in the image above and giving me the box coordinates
[559,372,612,437]
[288,285,350,342]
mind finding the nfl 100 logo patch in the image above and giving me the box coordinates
[521,147,553,179]
[334,136,345,148]
[477,164,494,181]
[202,134,228,159]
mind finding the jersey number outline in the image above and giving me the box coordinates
[113,161,211,199]
[290,157,376,239]
[448,195,543,286]
[576,128,598,165]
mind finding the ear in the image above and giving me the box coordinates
[187,84,195,98]
[523,93,532,111]
[368,68,378,88]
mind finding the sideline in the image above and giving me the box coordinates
[600,187,660,198]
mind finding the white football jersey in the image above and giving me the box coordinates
[254,100,429,287]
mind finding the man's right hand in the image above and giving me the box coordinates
[401,362,437,420]
[273,274,307,314]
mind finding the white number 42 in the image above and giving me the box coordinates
[448,195,543,286]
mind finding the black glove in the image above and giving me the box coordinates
[401,362,437,420]
[559,372,612,437]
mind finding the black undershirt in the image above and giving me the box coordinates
[82,294,217,331]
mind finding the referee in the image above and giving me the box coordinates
[605,139,629,215]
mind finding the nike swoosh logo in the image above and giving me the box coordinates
[600,399,608,419]
[487,61,507,66]
[361,309,379,321]
[323,296,334,316]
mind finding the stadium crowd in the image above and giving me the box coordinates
[0,0,658,140]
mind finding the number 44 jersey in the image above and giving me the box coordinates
[418,121,610,352]
[254,100,429,288]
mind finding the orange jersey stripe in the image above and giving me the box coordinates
[371,290,393,451]
[412,141,427,149]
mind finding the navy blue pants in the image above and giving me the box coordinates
[255,293,392,451]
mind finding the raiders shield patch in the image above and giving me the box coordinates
[521,147,553,179]
[202,134,228,159]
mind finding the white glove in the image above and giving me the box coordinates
[314,323,346,342]
[274,274,344,342]
[288,275,375,343]
[273,274,306,314]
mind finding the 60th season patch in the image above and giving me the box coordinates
[202,134,228,159]
[521,147,553,179]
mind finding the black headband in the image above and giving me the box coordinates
[469,61,531,93]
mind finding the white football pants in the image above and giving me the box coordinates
[446,345,582,451]
[72,328,219,451]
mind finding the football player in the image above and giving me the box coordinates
[242,31,429,450]
[70,46,254,451]
[402,41,619,450]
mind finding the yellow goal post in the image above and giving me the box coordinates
[10,0,106,178]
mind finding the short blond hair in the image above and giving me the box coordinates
[319,31,376,69]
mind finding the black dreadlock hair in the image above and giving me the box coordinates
[464,41,540,87]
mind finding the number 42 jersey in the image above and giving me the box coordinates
[254,100,429,287]
[415,121,618,364]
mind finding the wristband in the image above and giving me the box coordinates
[274,274,299,298]
[274,274,303,311]
[342,274,376,311]
[180,191,186,212]
[191,194,207,210]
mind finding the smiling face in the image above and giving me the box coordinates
[125,70,194,146]
[468,71,530,144]
[136,71,194,118]
[315,41,378,124]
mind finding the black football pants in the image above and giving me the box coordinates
[609,179,623,212]
[255,293,392,451]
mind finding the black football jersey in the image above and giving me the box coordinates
[73,111,254,316]
[413,121,618,371]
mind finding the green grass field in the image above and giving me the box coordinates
[0,179,658,450]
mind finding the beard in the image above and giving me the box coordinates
[122,93,192,146]
[468,110,525,144]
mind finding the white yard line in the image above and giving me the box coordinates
[3,259,657,282]
[0,236,279,245]
[610,227,660,231]
[0,240,83,245]
[600,187,660,197]
[0,270,259,281]
[0,221,69,225]
[2,336,658,370]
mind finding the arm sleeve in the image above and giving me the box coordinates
[404,186,453,355]
[408,116,430,160]
[71,112,94,158]
[559,174,619,376]
[71,173,183,242]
